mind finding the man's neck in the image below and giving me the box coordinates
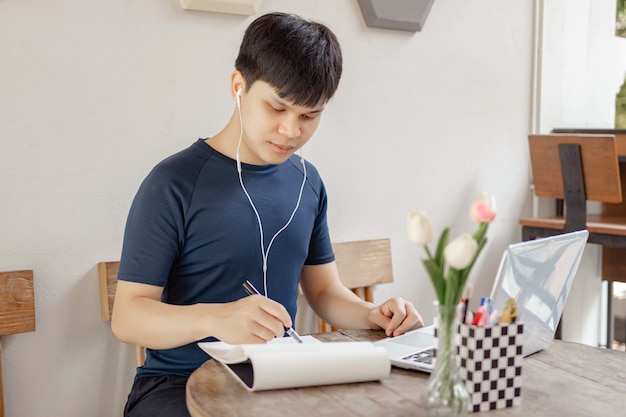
[206,114,240,161]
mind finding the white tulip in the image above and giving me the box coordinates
[443,233,478,270]
[407,211,434,246]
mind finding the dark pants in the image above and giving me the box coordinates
[124,375,191,417]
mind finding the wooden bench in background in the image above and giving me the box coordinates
[519,132,626,347]
[0,270,36,417]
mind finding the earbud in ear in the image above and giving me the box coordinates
[236,88,242,107]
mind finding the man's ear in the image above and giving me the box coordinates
[230,70,246,102]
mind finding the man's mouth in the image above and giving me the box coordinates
[269,142,296,153]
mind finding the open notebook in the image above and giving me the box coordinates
[374,230,589,372]
[198,335,390,391]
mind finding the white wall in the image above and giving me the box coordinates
[0,0,617,416]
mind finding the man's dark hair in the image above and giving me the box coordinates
[235,12,343,107]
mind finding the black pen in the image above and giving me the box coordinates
[461,285,472,325]
[242,280,304,344]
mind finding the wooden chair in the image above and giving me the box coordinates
[98,261,146,367]
[316,238,394,333]
[0,270,36,417]
[519,133,626,347]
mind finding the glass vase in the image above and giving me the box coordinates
[421,302,469,417]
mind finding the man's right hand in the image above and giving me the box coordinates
[208,294,293,344]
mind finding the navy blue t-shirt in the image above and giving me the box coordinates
[118,139,335,377]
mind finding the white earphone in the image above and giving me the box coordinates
[234,85,307,297]
[235,88,243,172]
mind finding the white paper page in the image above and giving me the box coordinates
[198,335,321,363]
[197,338,391,391]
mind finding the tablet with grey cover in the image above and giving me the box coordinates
[374,230,589,373]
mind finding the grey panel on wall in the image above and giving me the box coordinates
[358,0,435,32]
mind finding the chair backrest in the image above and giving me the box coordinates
[0,270,36,417]
[332,238,394,298]
[528,134,622,203]
[98,261,118,321]
[318,238,394,332]
[97,261,146,367]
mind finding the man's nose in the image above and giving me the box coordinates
[278,115,301,138]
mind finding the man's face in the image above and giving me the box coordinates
[237,80,325,166]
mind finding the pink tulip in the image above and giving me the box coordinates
[468,193,496,223]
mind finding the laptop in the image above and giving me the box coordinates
[374,230,589,372]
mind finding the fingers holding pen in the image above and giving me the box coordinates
[242,294,290,340]
[210,295,291,345]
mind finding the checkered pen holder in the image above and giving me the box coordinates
[457,322,524,412]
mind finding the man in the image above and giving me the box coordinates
[112,12,424,417]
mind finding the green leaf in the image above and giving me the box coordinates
[423,258,446,305]
[444,267,461,306]
[434,228,450,268]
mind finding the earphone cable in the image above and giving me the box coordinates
[235,98,307,297]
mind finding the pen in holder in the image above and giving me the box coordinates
[457,322,524,413]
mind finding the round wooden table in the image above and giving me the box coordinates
[186,330,626,417]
